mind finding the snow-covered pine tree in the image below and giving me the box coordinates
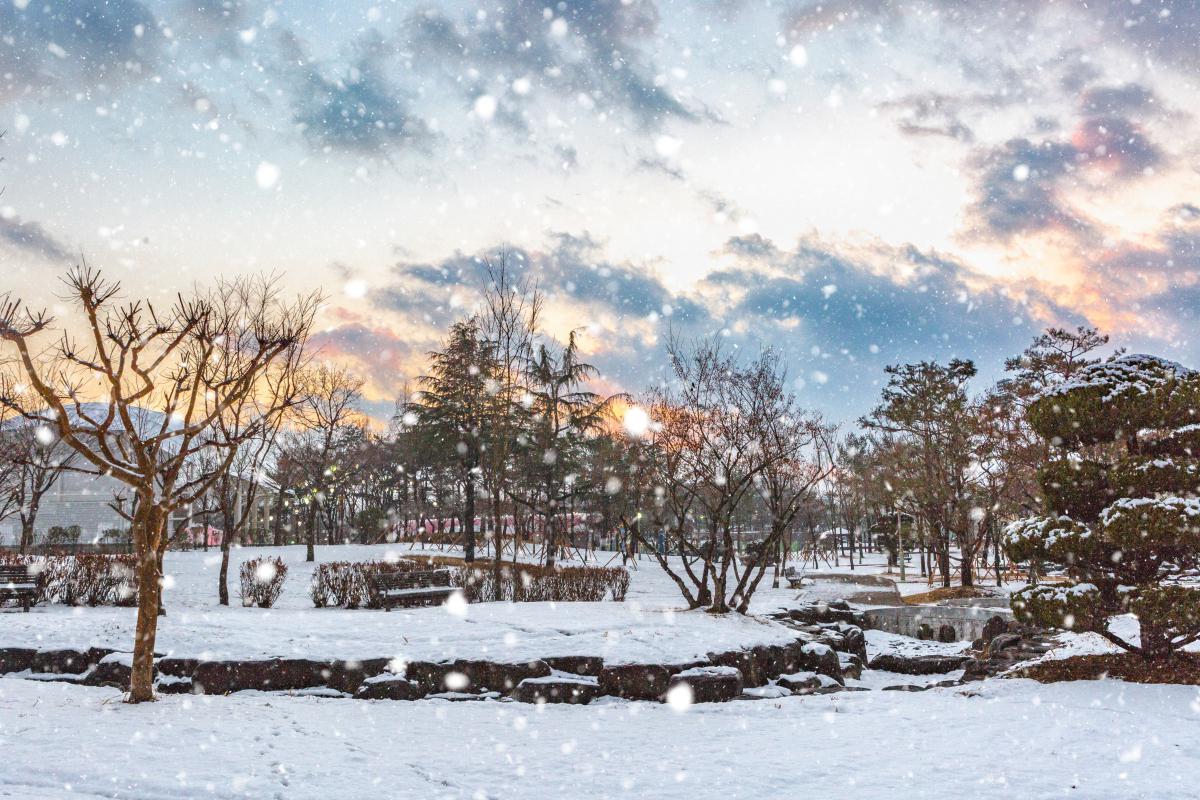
[1006,353,1200,661]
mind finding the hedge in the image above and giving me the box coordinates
[0,554,137,606]
[310,559,631,608]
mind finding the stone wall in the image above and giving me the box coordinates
[862,604,1013,641]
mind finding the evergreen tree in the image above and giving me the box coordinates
[411,318,498,562]
[1007,353,1200,660]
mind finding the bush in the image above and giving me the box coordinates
[44,525,82,546]
[452,562,631,603]
[309,558,631,607]
[0,554,136,606]
[239,556,288,608]
[310,560,416,608]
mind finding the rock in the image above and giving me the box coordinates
[837,624,868,662]
[81,653,138,688]
[404,659,551,694]
[542,656,605,677]
[668,666,743,704]
[936,624,958,643]
[155,675,194,695]
[980,615,1009,644]
[987,633,1023,655]
[0,647,36,674]
[776,671,822,692]
[797,642,844,684]
[882,684,929,692]
[961,658,990,682]
[32,648,112,675]
[325,658,391,694]
[868,654,969,675]
[511,677,599,705]
[156,657,201,678]
[191,658,330,694]
[599,663,701,701]
[782,602,865,627]
[709,649,762,686]
[838,653,863,681]
[354,673,425,701]
[752,644,796,686]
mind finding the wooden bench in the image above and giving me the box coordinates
[783,566,809,589]
[369,569,456,611]
[0,565,37,612]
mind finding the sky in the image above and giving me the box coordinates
[1,0,1198,423]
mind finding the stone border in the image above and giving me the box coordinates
[0,616,869,705]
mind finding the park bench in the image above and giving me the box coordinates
[782,566,809,589]
[0,564,37,612]
[369,569,456,610]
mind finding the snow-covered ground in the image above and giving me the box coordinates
[1,544,1196,798]
[2,675,1197,799]
[0,544,821,664]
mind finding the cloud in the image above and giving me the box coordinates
[0,215,72,261]
[379,232,709,325]
[0,0,162,100]
[1080,83,1160,116]
[366,230,1088,418]
[1069,115,1161,177]
[279,31,433,154]
[964,137,1086,241]
[403,0,698,129]
[309,320,421,398]
[693,234,1084,404]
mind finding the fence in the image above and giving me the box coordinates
[0,542,135,556]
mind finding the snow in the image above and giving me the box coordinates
[1040,353,1196,402]
[2,676,1198,798]
[0,545,803,666]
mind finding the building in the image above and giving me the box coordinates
[0,404,277,547]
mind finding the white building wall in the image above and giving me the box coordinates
[0,472,131,545]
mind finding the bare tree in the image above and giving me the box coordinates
[0,400,80,553]
[294,364,364,561]
[478,254,542,560]
[0,267,319,702]
[634,337,825,613]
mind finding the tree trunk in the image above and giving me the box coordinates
[218,534,231,606]
[960,551,974,587]
[1140,621,1172,662]
[129,505,167,703]
[544,515,557,569]
[19,518,34,555]
[305,504,317,562]
[271,493,285,547]
[463,471,476,563]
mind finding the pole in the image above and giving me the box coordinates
[897,506,906,583]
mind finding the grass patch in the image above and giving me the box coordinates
[1016,654,1200,685]
[903,586,1002,605]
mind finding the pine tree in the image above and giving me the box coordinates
[1007,353,1200,660]
[411,318,498,562]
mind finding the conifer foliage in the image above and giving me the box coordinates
[1006,354,1200,660]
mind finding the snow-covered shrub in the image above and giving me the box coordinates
[1,554,137,606]
[311,560,417,608]
[60,555,138,606]
[1008,353,1200,660]
[451,563,630,603]
[239,556,288,608]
